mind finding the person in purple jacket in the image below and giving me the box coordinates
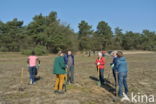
[64,50,75,84]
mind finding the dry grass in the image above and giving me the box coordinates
[0,51,156,104]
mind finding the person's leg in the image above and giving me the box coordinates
[97,67,100,81]
[54,75,59,90]
[99,69,101,83]
[113,69,116,86]
[99,69,104,84]
[123,72,128,95]
[118,72,124,97]
[70,66,74,83]
[29,67,33,84]
[67,68,70,83]
[34,66,38,76]
[34,66,38,81]
[31,67,36,83]
[69,67,72,83]
[59,74,65,91]
[103,69,105,83]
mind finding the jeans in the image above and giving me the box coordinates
[29,66,36,83]
[118,72,128,97]
[99,69,105,84]
[67,65,74,83]
[112,69,117,85]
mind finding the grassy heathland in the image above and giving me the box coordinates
[0,51,156,104]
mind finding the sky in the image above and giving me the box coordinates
[0,0,156,33]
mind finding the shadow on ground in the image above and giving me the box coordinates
[89,76,116,96]
[35,76,42,82]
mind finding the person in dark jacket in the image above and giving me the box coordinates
[53,51,67,94]
[116,51,128,97]
[64,51,75,84]
[110,51,118,86]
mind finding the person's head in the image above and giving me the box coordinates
[68,50,72,55]
[98,52,102,58]
[117,51,124,57]
[58,51,64,56]
[112,51,117,57]
[32,51,35,55]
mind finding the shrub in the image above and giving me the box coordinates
[22,46,48,56]
[0,47,9,52]
[22,49,33,55]
[34,46,48,55]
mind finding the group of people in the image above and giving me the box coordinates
[53,51,75,94]
[27,50,128,97]
[27,50,75,94]
[95,51,128,97]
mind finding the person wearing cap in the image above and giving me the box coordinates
[116,51,128,97]
[53,51,67,94]
[95,52,106,85]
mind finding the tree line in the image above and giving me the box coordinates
[0,11,156,55]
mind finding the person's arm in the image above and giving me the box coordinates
[95,59,98,65]
[72,55,74,65]
[65,55,68,64]
[53,58,56,74]
[37,58,40,64]
[27,58,29,64]
[112,58,115,64]
[116,59,120,72]
[110,58,115,67]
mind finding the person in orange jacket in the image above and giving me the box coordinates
[95,52,106,85]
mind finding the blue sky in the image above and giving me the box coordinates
[0,0,156,33]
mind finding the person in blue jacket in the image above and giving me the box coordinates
[116,51,128,97]
[64,50,75,84]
